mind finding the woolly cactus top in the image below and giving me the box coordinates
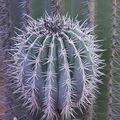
[8,14,103,120]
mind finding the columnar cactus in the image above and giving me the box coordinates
[8,13,103,120]
[0,0,12,119]
[83,0,95,120]
[0,0,33,120]
[107,0,120,120]
[0,0,12,47]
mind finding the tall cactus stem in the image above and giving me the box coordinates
[50,0,61,16]
[21,0,31,27]
[87,0,95,28]
[84,0,95,120]
[107,0,118,120]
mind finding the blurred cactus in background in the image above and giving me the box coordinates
[107,0,120,120]
[0,0,120,120]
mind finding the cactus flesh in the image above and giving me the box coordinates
[8,14,103,120]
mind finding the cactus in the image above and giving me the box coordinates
[107,0,120,120]
[0,0,12,119]
[94,0,112,119]
[2,0,120,120]
[8,11,103,119]
[0,0,32,120]
[83,0,95,120]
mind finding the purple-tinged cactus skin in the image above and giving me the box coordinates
[107,0,120,120]
[0,0,12,119]
[0,0,12,47]
[8,13,103,120]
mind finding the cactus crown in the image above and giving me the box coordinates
[8,14,103,120]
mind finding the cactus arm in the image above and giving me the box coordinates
[58,37,73,119]
[42,35,58,120]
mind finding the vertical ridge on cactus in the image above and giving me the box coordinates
[8,13,103,120]
[107,0,120,120]
[84,0,95,120]
[0,0,13,119]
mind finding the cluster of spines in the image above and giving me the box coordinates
[8,14,103,120]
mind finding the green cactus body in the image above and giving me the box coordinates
[9,14,103,120]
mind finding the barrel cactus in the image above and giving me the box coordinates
[8,13,103,120]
